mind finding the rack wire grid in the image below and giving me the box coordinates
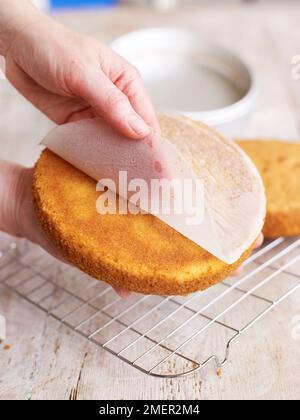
[0,232,299,378]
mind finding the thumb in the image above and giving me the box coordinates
[69,70,151,139]
[0,161,58,255]
[0,160,26,238]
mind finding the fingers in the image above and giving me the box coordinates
[114,288,131,299]
[114,67,160,134]
[255,233,264,248]
[233,266,244,277]
[69,67,152,140]
[232,232,264,277]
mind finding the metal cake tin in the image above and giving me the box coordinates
[111,28,256,136]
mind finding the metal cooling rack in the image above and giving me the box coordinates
[0,232,299,378]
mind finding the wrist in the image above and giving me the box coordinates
[0,0,42,56]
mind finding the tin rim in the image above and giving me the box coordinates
[111,28,256,126]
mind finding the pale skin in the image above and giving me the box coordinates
[0,0,263,297]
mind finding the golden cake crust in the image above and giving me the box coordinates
[237,140,300,238]
[33,148,253,296]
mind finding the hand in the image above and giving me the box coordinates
[1,1,159,139]
[0,0,157,298]
[233,233,264,277]
[0,2,263,296]
[0,160,130,298]
[0,162,72,264]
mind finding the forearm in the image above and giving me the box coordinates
[0,160,27,238]
[0,0,41,56]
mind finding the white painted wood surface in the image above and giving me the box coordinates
[0,1,300,400]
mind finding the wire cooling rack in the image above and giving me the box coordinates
[0,232,299,378]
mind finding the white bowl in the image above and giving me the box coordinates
[111,28,256,137]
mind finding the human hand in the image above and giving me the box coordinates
[0,1,263,296]
[0,160,130,298]
[1,1,159,139]
[0,0,155,297]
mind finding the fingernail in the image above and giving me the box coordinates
[115,288,131,299]
[232,266,244,277]
[128,116,151,137]
[255,233,264,248]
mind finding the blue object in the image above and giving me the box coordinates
[51,0,117,9]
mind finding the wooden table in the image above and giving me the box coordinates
[0,1,300,400]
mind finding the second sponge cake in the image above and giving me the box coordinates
[237,140,300,238]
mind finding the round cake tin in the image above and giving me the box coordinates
[111,28,256,136]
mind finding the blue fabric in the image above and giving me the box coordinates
[51,0,117,9]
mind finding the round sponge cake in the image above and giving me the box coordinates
[32,117,261,296]
[237,140,300,238]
